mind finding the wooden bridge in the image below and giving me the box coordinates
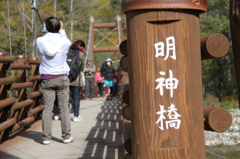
[1,0,240,158]
[0,97,125,159]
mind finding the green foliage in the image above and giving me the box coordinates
[221,95,239,109]
[203,93,222,107]
[220,100,239,109]
[0,0,125,61]
[200,0,237,101]
[203,93,239,109]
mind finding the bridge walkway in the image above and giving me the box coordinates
[0,97,125,159]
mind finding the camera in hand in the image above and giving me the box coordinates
[85,71,92,76]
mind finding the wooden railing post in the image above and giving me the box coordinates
[25,57,43,120]
[15,55,28,121]
[230,0,240,108]
[122,0,207,158]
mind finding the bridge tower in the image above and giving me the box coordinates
[85,15,123,63]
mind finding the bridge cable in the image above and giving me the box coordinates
[7,0,12,56]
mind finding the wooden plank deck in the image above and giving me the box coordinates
[0,97,125,159]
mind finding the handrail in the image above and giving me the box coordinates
[0,54,43,141]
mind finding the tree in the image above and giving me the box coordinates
[0,0,125,64]
[200,0,237,101]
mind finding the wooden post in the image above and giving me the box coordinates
[201,33,229,60]
[15,55,29,122]
[86,16,95,62]
[121,71,130,105]
[230,0,240,108]
[203,107,232,132]
[122,0,207,158]
[119,40,128,56]
[26,57,42,120]
[116,15,123,45]
[123,118,132,155]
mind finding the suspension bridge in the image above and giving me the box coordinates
[1,0,240,159]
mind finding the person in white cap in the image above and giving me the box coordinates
[100,58,116,98]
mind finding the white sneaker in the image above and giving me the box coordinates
[54,115,59,120]
[78,116,83,120]
[72,116,83,122]
[43,140,50,145]
[63,137,74,144]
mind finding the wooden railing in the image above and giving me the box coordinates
[0,53,43,141]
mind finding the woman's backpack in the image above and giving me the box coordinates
[67,49,83,82]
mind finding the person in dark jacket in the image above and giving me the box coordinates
[69,40,85,121]
[100,58,116,98]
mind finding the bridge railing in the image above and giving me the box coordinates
[0,53,43,141]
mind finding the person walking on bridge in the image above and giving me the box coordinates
[68,40,86,122]
[94,67,104,97]
[36,17,73,145]
[100,58,116,99]
[83,59,96,100]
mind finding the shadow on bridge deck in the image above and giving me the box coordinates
[79,98,124,159]
[0,97,125,159]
